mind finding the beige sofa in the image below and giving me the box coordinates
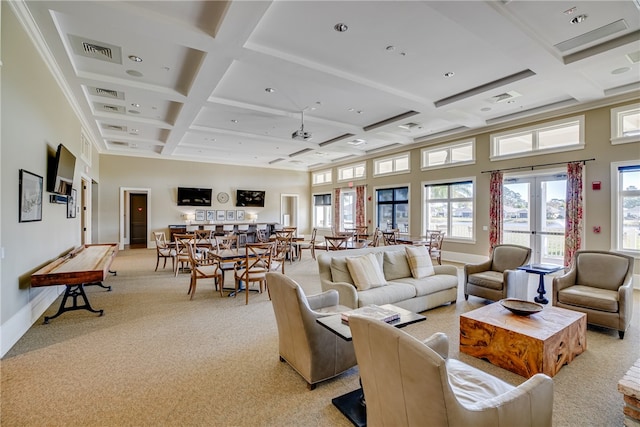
[317,245,458,312]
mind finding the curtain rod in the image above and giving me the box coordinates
[480,158,595,174]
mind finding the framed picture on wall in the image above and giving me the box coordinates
[236,210,245,221]
[216,210,226,221]
[67,188,77,218]
[206,210,215,221]
[226,210,236,221]
[195,210,205,221]
[19,169,43,222]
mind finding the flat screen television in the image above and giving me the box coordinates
[47,143,76,195]
[177,187,212,206]
[236,189,265,207]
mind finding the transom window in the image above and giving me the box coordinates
[312,169,332,185]
[374,153,409,176]
[422,139,475,170]
[424,179,474,240]
[611,103,640,145]
[338,163,366,181]
[491,116,584,160]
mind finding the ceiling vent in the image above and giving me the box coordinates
[435,70,535,107]
[627,50,640,64]
[103,124,127,132]
[364,110,419,132]
[554,19,628,53]
[92,87,123,99]
[69,34,122,64]
[110,141,129,146]
[398,122,421,130]
[268,158,284,164]
[289,148,314,157]
[488,90,522,103]
[95,103,125,114]
[319,133,355,147]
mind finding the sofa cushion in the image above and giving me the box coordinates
[467,271,503,290]
[405,245,435,279]
[357,282,417,307]
[383,250,412,281]
[558,285,619,313]
[330,258,354,285]
[346,253,387,291]
[392,274,458,297]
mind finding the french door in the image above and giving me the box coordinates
[502,174,567,265]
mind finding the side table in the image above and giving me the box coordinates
[517,264,564,304]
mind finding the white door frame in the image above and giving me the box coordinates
[280,194,299,230]
[80,174,92,245]
[119,187,151,250]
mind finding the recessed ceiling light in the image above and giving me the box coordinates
[231,119,238,123]
[563,7,577,15]
[131,103,140,108]
[612,67,631,75]
[570,14,588,24]
[126,70,143,77]
[386,45,395,51]
[444,72,455,77]
[480,107,492,112]
[128,109,140,114]
[507,100,516,104]
[128,55,143,62]
[334,23,348,32]
[265,87,275,93]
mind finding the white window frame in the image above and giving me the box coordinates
[337,162,366,182]
[611,160,640,256]
[421,138,475,170]
[312,169,332,185]
[490,116,585,161]
[611,103,640,145]
[423,177,476,243]
[373,152,410,177]
[312,193,332,230]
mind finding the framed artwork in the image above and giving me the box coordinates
[226,210,236,221]
[206,210,215,221]
[216,210,226,221]
[67,188,77,218]
[236,210,245,221]
[195,210,205,221]
[19,169,43,222]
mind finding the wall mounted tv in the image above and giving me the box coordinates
[47,143,76,196]
[236,190,265,207]
[177,187,212,206]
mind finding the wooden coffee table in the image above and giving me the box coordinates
[460,302,586,378]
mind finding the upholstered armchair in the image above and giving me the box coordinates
[266,272,357,390]
[348,315,554,427]
[552,250,634,339]
[464,244,531,302]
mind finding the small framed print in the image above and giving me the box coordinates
[195,210,205,221]
[216,210,226,221]
[206,210,215,221]
[67,188,77,218]
[19,169,43,222]
[236,210,245,221]
[226,210,236,221]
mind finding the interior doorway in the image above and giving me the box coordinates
[119,187,151,250]
[280,194,299,230]
[129,193,148,248]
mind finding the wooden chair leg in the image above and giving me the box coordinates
[155,256,160,271]
[189,277,196,300]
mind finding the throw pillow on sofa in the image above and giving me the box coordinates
[405,245,435,279]
[330,258,355,285]
[346,253,387,291]
[383,250,412,281]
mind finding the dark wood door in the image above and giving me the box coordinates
[129,193,147,248]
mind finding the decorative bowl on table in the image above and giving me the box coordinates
[499,298,544,316]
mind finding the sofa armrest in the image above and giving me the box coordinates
[552,268,576,293]
[306,289,339,311]
[422,332,449,359]
[321,281,359,308]
[464,260,492,282]
[434,265,458,276]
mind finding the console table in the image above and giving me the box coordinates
[31,243,118,323]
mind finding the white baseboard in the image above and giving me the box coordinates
[442,250,488,265]
[0,286,63,358]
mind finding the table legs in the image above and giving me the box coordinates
[332,387,366,427]
[534,274,549,304]
[44,284,105,324]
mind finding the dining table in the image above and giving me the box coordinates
[207,247,271,296]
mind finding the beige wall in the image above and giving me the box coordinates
[1,5,99,354]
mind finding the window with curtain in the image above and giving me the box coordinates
[313,193,332,229]
[376,187,409,232]
[612,162,640,254]
[424,179,474,240]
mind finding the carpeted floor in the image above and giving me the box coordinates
[1,248,637,426]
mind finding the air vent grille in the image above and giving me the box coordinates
[83,42,112,59]
[398,122,420,130]
[96,88,119,98]
[110,141,129,146]
[103,124,127,132]
[95,103,125,114]
[627,50,640,64]
[488,90,522,104]
[289,148,314,157]
[69,34,122,64]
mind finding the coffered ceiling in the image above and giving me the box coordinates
[13,1,640,171]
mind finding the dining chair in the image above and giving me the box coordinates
[194,229,214,251]
[174,233,194,276]
[222,224,235,235]
[215,234,239,282]
[325,235,348,251]
[369,227,381,247]
[427,231,444,264]
[382,229,399,245]
[275,229,295,263]
[153,232,176,272]
[185,239,223,299]
[234,242,274,304]
[295,228,317,260]
[237,223,250,247]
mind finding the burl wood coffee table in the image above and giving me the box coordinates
[460,302,586,378]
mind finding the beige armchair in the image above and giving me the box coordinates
[348,315,554,427]
[266,272,357,390]
[552,250,634,339]
[464,244,531,302]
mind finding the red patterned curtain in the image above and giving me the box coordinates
[564,162,584,267]
[489,171,503,252]
[355,185,365,228]
[333,188,341,234]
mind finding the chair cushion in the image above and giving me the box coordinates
[467,271,504,290]
[159,248,176,256]
[330,258,355,285]
[446,359,514,408]
[575,252,630,291]
[405,245,435,279]
[383,250,412,280]
[558,285,619,313]
[346,253,387,291]
[196,265,220,276]
[357,283,417,307]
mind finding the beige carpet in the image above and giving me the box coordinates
[1,248,638,426]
